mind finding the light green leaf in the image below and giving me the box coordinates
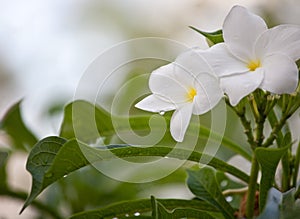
[59,100,113,144]
[151,196,221,219]
[187,167,235,219]
[293,141,300,187]
[189,27,224,46]
[60,100,251,161]
[70,198,218,219]
[255,146,290,211]
[22,137,250,212]
[0,100,37,151]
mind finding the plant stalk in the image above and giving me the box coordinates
[246,154,260,219]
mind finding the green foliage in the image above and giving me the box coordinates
[0,151,8,189]
[60,100,251,160]
[22,136,250,213]
[255,145,290,211]
[189,27,224,46]
[151,196,220,219]
[0,100,37,151]
[70,197,219,219]
[187,167,235,219]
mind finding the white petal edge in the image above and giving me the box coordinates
[170,104,193,142]
[223,5,267,61]
[174,48,215,80]
[260,53,298,94]
[198,43,248,77]
[220,69,264,106]
[193,73,224,115]
[135,94,175,112]
[255,24,300,61]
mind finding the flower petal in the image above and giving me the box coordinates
[149,63,189,103]
[223,5,267,61]
[135,94,176,112]
[174,48,215,79]
[260,53,298,94]
[199,43,248,77]
[193,73,223,114]
[170,104,193,142]
[220,69,264,106]
[255,24,300,61]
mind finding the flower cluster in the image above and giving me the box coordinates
[136,5,300,142]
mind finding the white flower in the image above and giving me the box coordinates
[200,5,300,106]
[135,49,223,142]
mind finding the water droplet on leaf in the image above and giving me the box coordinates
[159,111,165,116]
[226,196,233,202]
[220,180,228,188]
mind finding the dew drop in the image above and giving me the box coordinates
[125,214,129,217]
[159,111,165,116]
[63,175,67,178]
[134,212,140,216]
[226,196,233,202]
[220,180,228,188]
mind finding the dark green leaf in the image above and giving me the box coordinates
[0,100,37,151]
[22,137,250,211]
[0,151,8,168]
[70,198,218,219]
[0,151,8,189]
[255,146,290,211]
[187,167,235,219]
[189,27,224,46]
[21,136,67,213]
[151,196,220,219]
[60,100,251,161]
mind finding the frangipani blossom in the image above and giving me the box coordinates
[135,50,223,142]
[200,5,300,106]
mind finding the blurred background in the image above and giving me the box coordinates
[1,0,300,218]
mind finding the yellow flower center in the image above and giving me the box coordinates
[247,60,261,71]
[187,87,197,102]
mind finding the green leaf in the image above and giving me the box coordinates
[0,100,37,151]
[151,196,220,219]
[0,151,9,189]
[255,146,290,211]
[21,136,67,213]
[189,26,224,46]
[187,167,235,219]
[267,109,292,191]
[293,141,300,187]
[70,198,219,219]
[59,100,113,144]
[22,137,250,211]
[60,100,251,161]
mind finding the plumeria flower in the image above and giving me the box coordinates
[135,49,223,142]
[199,5,300,106]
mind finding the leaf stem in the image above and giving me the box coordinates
[0,187,63,219]
[245,154,259,219]
[226,99,255,150]
[262,114,291,148]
